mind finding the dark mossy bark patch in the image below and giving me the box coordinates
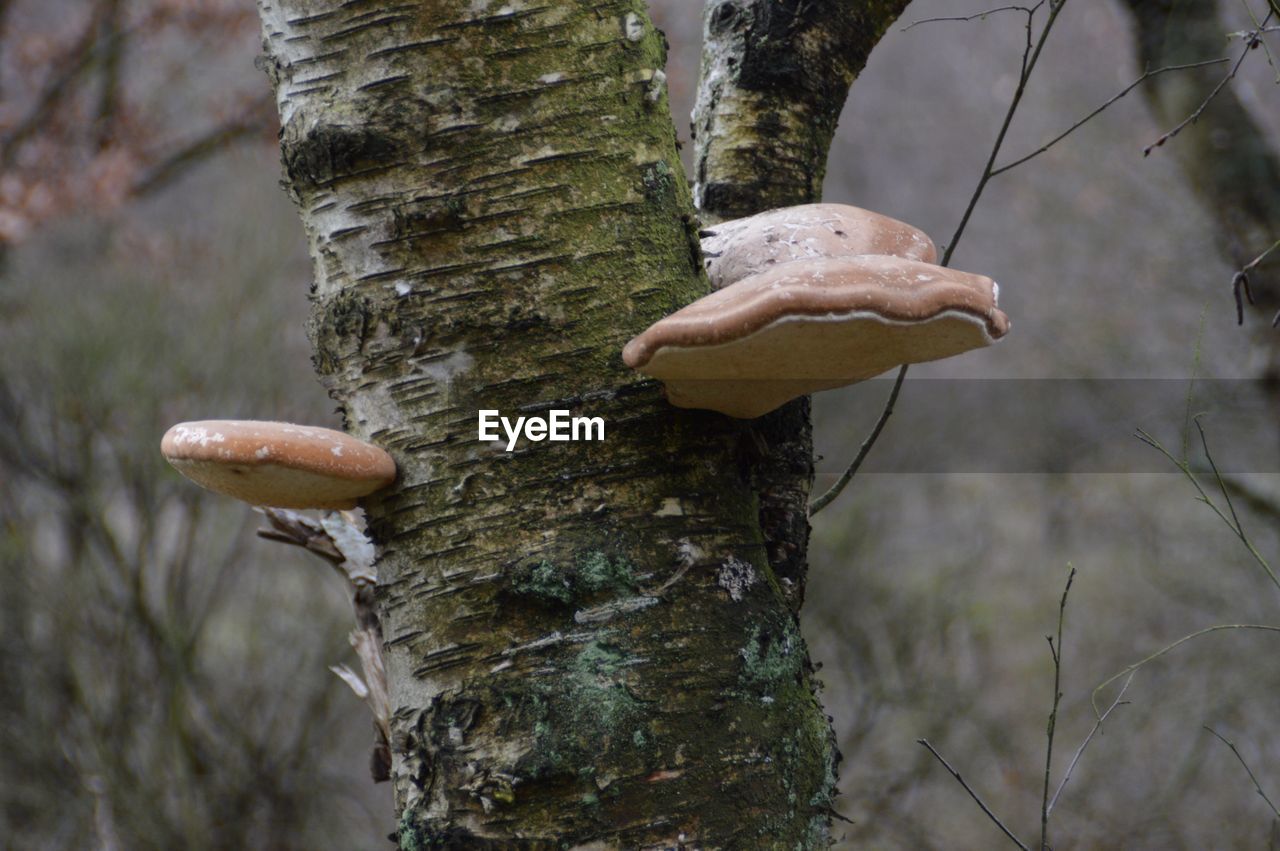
[507,639,652,782]
[283,123,404,192]
[641,159,677,204]
[311,291,376,376]
[737,617,804,699]
[397,816,559,851]
[508,552,637,609]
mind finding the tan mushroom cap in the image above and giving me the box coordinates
[161,420,396,509]
[701,203,937,290]
[623,255,1010,419]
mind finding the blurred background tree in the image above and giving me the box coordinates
[3,0,1280,848]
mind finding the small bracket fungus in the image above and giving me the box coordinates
[622,255,1010,419]
[700,202,938,291]
[161,420,396,509]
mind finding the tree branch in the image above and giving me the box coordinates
[818,0,1071,515]
[901,5,1035,32]
[1046,672,1133,817]
[1205,725,1280,819]
[808,364,906,517]
[1143,10,1274,156]
[943,0,1069,266]
[918,738,1031,851]
[991,58,1230,178]
[1040,566,1075,851]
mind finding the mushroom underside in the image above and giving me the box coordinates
[641,310,1003,418]
[161,420,396,508]
[166,458,373,509]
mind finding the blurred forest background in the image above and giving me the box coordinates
[3,0,1280,848]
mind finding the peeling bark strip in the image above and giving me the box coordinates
[692,0,910,614]
[256,0,835,846]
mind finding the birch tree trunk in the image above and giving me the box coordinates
[254,1,838,845]
[692,0,911,613]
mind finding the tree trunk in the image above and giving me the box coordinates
[255,1,836,845]
[692,0,912,614]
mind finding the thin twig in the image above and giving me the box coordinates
[1143,10,1275,156]
[815,0,1070,515]
[1136,422,1280,593]
[1235,0,1280,80]
[1092,624,1280,717]
[1046,673,1133,817]
[1205,726,1280,818]
[991,58,1230,177]
[901,4,1035,32]
[942,0,1070,267]
[808,365,907,517]
[1218,472,1280,520]
[1180,303,1209,461]
[918,739,1032,851]
[1241,238,1280,276]
[1201,418,1246,541]
[1040,566,1075,851]
[1226,237,1280,325]
[94,0,125,148]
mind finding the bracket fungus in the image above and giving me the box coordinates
[623,254,1010,419]
[161,420,396,509]
[700,202,937,291]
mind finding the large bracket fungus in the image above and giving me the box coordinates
[625,204,1009,419]
[161,420,396,509]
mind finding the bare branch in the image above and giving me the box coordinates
[1143,10,1274,156]
[0,0,119,167]
[1136,422,1280,593]
[1047,673,1133,817]
[942,0,1069,267]
[819,0,1072,513]
[808,365,907,517]
[991,58,1231,177]
[1040,566,1075,851]
[1093,624,1280,717]
[95,0,125,147]
[918,738,1031,851]
[256,507,344,566]
[1205,726,1280,819]
[901,4,1038,32]
[1225,237,1280,325]
[1236,0,1280,80]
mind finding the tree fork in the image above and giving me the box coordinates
[256,0,836,846]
